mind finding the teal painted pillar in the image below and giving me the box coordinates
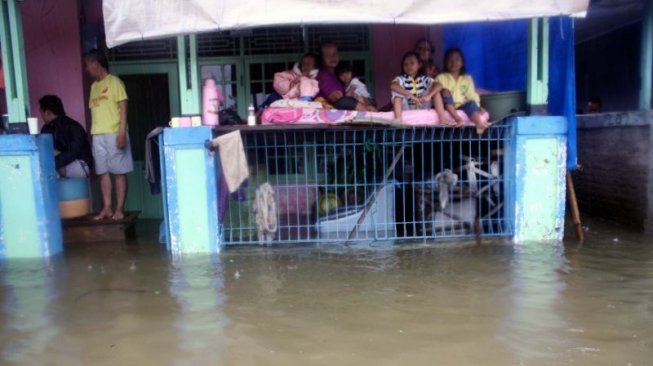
[162,127,221,255]
[0,0,30,124]
[0,135,62,258]
[177,35,201,115]
[640,0,653,110]
[527,18,549,115]
[507,116,567,242]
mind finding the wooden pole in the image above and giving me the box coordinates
[566,171,584,241]
[345,146,405,246]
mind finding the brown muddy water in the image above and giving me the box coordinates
[1,219,652,366]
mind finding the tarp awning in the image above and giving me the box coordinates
[103,0,589,48]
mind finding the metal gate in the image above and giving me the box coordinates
[217,124,512,244]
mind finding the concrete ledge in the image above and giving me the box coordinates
[577,110,653,129]
[0,134,39,152]
[163,126,213,146]
[512,116,567,135]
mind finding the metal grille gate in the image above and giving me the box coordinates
[217,124,512,244]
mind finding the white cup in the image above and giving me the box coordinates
[27,117,38,135]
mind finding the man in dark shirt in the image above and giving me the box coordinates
[39,95,93,178]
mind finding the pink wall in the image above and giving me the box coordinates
[372,24,443,106]
[22,0,86,129]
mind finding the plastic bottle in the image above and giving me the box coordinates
[247,104,256,126]
[202,78,220,126]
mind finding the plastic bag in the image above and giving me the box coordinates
[219,108,243,125]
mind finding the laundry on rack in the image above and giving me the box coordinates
[144,127,164,194]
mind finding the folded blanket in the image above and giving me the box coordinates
[261,108,490,126]
[270,99,323,109]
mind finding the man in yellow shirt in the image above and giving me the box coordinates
[84,49,132,220]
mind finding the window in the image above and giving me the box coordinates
[108,25,372,116]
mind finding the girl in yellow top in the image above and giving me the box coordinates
[434,48,490,134]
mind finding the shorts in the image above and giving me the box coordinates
[391,92,433,110]
[92,133,134,175]
[442,96,481,116]
[61,159,90,178]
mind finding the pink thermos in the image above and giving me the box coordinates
[202,78,222,126]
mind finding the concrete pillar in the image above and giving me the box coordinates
[527,18,549,115]
[177,35,201,115]
[640,0,652,110]
[0,135,62,258]
[162,126,221,255]
[0,0,29,124]
[507,116,567,242]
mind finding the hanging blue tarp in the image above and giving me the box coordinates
[445,17,578,169]
[443,20,528,92]
[548,16,577,170]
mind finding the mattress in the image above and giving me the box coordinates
[261,107,489,126]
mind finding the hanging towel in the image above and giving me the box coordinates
[215,130,249,193]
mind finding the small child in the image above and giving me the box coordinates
[434,48,490,134]
[273,53,319,100]
[390,51,440,121]
[335,63,373,105]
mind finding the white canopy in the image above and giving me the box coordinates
[103,0,590,48]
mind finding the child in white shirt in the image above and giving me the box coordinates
[336,64,373,105]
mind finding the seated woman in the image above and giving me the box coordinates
[273,53,319,100]
[414,38,440,77]
[316,42,376,111]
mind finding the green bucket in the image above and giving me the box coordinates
[480,91,526,121]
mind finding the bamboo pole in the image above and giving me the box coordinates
[566,171,584,241]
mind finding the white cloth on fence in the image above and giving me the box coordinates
[435,169,458,210]
[214,130,249,193]
[253,182,277,243]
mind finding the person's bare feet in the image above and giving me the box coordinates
[475,121,491,135]
[438,113,456,126]
[111,211,125,220]
[93,209,113,220]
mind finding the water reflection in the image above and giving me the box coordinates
[500,242,571,364]
[0,258,59,364]
[168,254,226,366]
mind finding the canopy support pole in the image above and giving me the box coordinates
[640,0,652,110]
[0,0,29,124]
[177,35,200,115]
[527,18,549,115]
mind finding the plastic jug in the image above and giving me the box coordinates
[202,78,220,126]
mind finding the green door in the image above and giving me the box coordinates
[111,63,180,219]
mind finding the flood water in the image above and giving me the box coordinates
[1,219,652,365]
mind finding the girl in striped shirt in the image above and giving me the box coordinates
[390,51,440,121]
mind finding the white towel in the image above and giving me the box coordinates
[215,130,249,193]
